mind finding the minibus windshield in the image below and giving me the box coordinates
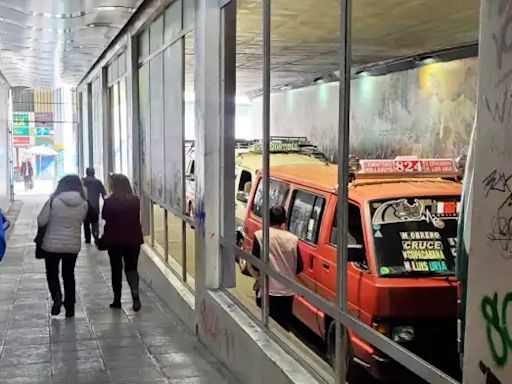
[369,196,459,277]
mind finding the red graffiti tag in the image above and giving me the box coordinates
[200,300,220,342]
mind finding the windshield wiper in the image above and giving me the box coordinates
[384,270,455,278]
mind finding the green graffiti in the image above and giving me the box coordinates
[480,292,512,367]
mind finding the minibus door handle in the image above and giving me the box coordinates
[309,255,314,270]
[322,262,329,271]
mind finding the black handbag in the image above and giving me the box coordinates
[34,199,52,259]
[95,235,108,251]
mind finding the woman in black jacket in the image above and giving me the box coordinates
[102,174,144,311]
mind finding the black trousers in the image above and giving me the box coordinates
[45,253,78,310]
[256,295,294,331]
[108,246,140,301]
[83,219,99,243]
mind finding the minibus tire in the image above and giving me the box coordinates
[326,321,364,383]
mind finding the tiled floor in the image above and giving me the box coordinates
[0,197,236,384]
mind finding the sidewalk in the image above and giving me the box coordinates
[0,197,236,384]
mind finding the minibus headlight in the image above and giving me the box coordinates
[391,326,415,343]
[372,322,390,337]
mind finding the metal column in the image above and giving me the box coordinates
[335,0,352,382]
[261,0,271,327]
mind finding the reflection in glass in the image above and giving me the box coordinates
[167,212,184,267]
[138,64,150,192]
[153,204,166,257]
[119,79,129,176]
[111,83,121,173]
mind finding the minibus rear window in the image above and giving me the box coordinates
[369,196,459,277]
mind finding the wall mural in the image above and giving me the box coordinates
[249,57,477,162]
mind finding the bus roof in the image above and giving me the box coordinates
[269,164,462,201]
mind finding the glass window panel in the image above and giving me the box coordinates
[139,29,149,59]
[150,15,164,53]
[91,77,103,181]
[163,40,184,209]
[118,52,127,77]
[81,91,89,170]
[184,32,195,140]
[185,222,195,289]
[165,0,182,41]
[119,79,129,176]
[153,204,166,256]
[107,63,114,84]
[110,83,121,173]
[167,213,183,268]
[112,58,119,82]
[138,63,150,193]
[149,53,165,201]
[183,0,194,29]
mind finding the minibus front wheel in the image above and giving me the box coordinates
[326,321,365,383]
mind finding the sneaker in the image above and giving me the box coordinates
[110,301,122,309]
[51,300,62,316]
[132,298,141,312]
[65,310,74,318]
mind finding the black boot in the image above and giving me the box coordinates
[126,270,141,312]
[51,298,62,316]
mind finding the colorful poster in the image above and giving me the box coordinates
[463,2,512,384]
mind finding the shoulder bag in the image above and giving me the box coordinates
[34,199,52,259]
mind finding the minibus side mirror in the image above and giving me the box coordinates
[347,244,365,263]
[236,191,249,203]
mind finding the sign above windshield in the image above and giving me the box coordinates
[359,158,458,178]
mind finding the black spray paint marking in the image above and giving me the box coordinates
[479,360,503,384]
[484,170,512,258]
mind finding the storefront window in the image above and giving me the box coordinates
[137,1,194,290]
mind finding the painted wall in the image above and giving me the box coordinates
[248,57,477,162]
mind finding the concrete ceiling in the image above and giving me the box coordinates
[236,0,480,95]
[0,0,143,88]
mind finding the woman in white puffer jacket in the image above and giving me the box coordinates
[37,175,88,318]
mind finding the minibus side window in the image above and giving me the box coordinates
[330,204,365,247]
[330,203,367,268]
[288,190,325,245]
[252,180,289,217]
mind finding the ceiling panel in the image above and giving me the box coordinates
[0,0,143,88]
[236,0,480,94]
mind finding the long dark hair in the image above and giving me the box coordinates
[54,175,86,200]
[111,174,133,199]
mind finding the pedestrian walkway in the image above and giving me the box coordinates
[0,197,236,384]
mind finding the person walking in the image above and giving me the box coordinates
[82,167,106,244]
[101,174,143,311]
[21,159,34,191]
[37,175,88,317]
[251,206,303,331]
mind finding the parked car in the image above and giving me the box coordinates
[242,157,462,382]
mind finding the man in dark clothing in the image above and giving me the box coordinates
[82,167,106,244]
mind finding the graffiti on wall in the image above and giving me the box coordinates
[199,299,236,361]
